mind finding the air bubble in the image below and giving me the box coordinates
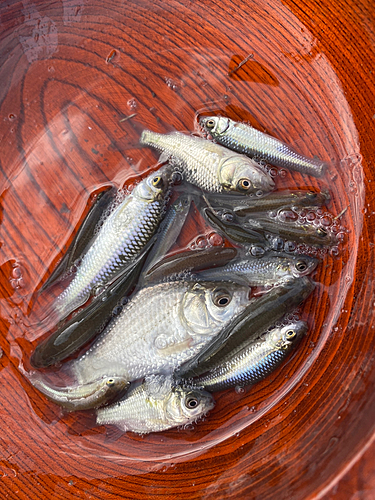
[208,232,223,246]
[329,246,339,257]
[269,167,278,177]
[250,245,266,257]
[321,216,332,226]
[306,212,316,221]
[278,209,298,222]
[284,241,296,252]
[127,98,137,110]
[196,236,208,249]
[112,305,123,316]
[271,237,284,251]
[12,267,22,279]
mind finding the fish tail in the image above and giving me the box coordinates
[140,129,160,146]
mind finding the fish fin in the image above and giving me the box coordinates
[103,425,126,443]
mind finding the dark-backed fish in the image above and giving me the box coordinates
[144,247,238,284]
[244,216,337,247]
[200,116,327,177]
[140,130,274,194]
[29,373,129,411]
[40,186,117,292]
[205,190,330,215]
[177,276,314,378]
[193,254,318,286]
[31,250,149,369]
[203,208,267,246]
[186,321,307,392]
[140,194,192,283]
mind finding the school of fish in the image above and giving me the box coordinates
[27,115,345,435]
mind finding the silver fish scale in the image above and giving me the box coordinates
[70,280,248,385]
[211,120,326,177]
[54,196,164,320]
[143,131,223,192]
[193,340,288,392]
[97,381,171,433]
[96,375,214,434]
[196,257,296,286]
[140,130,273,193]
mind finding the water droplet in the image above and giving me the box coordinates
[330,246,339,256]
[249,245,265,257]
[127,98,137,109]
[196,236,208,249]
[306,211,316,221]
[284,241,296,252]
[208,232,223,246]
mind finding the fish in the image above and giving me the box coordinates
[139,194,192,284]
[29,373,129,411]
[52,166,172,322]
[204,207,336,247]
[140,130,275,195]
[144,247,238,284]
[177,276,314,378]
[96,374,214,434]
[203,208,268,246]
[243,216,337,247]
[205,190,330,215]
[40,186,117,292]
[199,116,327,178]
[30,249,149,369]
[185,321,307,392]
[193,254,319,286]
[68,279,251,385]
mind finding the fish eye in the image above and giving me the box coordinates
[106,378,115,386]
[185,396,199,409]
[295,260,308,272]
[285,329,296,339]
[213,289,232,307]
[205,119,216,129]
[237,178,252,191]
[317,228,328,237]
[306,192,317,199]
[222,211,234,222]
[152,176,163,188]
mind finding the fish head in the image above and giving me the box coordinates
[199,116,231,137]
[219,157,275,195]
[104,376,130,394]
[271,321,308,350]
[165,386,215,426]
[134,165,172,202]
[181,282,249,336]
[290,255,320,278]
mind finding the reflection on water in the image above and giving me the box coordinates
[0,0,365,477]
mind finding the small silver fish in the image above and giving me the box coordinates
[96,375,214,434]
[187,321,307,392]
[29,373,129,411]
[52,166,171,321]
[140,130,274,194]
[193,254,319,286]
[200,116,327,178]
[69,279,251,385]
